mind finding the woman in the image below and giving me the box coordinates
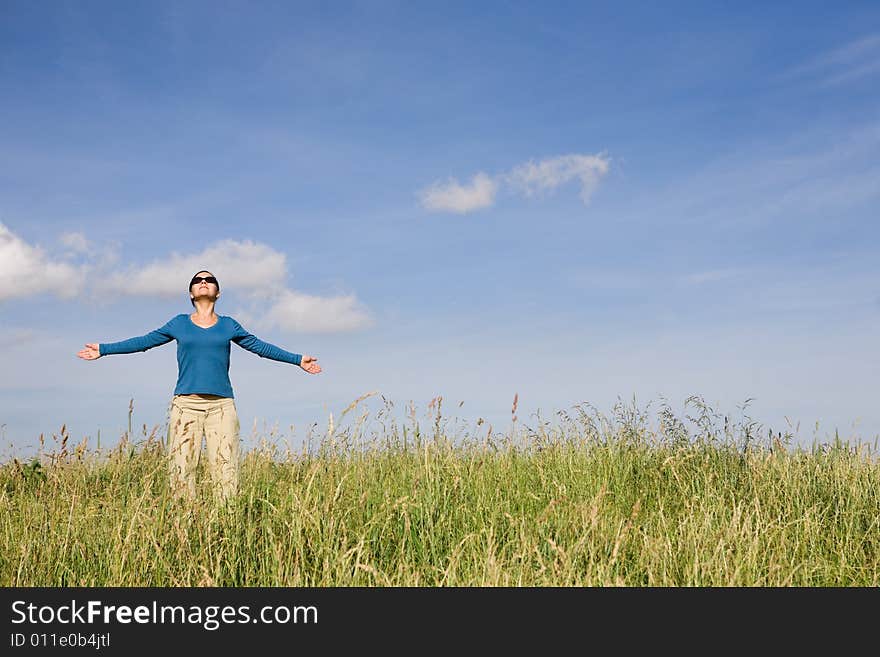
[76,270,322,500]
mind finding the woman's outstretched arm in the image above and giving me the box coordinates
[76,318,177,361]
[230,319,322,374]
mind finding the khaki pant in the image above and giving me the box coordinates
[167,394,240,500]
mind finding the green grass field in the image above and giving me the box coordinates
[2,396,877,586]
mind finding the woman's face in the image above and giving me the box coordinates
[190,271,219,303]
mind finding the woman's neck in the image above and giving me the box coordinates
[191,301,216,317]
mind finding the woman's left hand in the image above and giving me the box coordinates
[300,355,322,374]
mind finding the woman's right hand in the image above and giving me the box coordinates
[77,343,101,360]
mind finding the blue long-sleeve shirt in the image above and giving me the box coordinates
[99,314,302,398]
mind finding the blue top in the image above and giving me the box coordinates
[98,314,302,398]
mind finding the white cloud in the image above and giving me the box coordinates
[419,172,497,214]
[506,153,610,203]
[94,238,372,332]
[96,239,288,297]
[0,223,86,301]
[1,227,373,334]
[419,152,610,214]
[252,289,374,333]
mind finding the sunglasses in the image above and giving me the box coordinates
[191,276,218,286]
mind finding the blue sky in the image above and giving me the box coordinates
[1,1,879,457]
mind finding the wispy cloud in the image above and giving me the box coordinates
[0,223,87,301]
[419,153,611,214]
[643,118,880,230]
[2,327,41,348]
[59,232,91,254]
[418,172,497,214]
[505,154,610,203]
[791,32,880,86]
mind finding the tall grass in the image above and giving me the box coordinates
[1,396,877,586]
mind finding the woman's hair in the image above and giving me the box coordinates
[189,270,220,307]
